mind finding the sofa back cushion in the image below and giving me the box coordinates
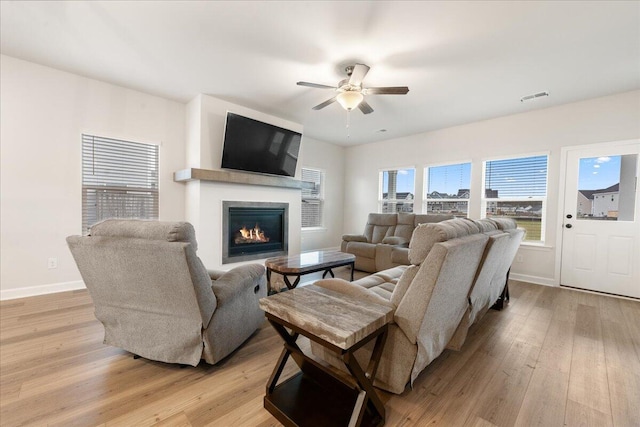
[393,213,416,241]
[490,217,518,230]
[469,218,499,233]
[74,220,216,326]
[413,214,455,227]
[407,218,481,265]
[364,213,398,243]
[91,219,199,251]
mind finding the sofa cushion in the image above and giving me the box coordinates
[363,213,397,243]
[393,213,416,241]
[408,219,481,265]
[490,217,518,230]
[413,214,455,227]
[354,274,389,289]
[469,218,499,233]
[90,219,198,251]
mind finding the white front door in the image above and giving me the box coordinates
[560,140,640,298]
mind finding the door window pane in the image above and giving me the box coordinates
[577,154,637,221]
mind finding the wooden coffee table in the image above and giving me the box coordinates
[265,250,356,293]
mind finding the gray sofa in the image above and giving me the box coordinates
[67,219,267,366]
[313,217,523,394]
[341,213,453,272]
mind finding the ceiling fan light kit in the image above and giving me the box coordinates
[336,91,364,110]
[297,63,409,115]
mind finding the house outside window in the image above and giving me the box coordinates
[82,134,159,234]
[482,154,548,243]
[301,167,324,228]
[379,168,415,213]
[424,162,471,217]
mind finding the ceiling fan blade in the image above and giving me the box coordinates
[364,86,410,95]
[297,81,336,90]
[312,97,337,110]
[349,64,370,86]
[358,100,374,114]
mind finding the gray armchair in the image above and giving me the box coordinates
[67,219,267,366]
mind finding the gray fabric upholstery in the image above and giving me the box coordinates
[408,218,480,265]
[342,213,454,273]
[447,218,525,350]
[313,218,492,394]
[67,219,266,366]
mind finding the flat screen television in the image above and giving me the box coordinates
[221,112,302,177]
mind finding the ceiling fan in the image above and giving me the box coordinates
[297,64,409,114]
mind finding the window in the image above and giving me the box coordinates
[379,168,415,213]
[482,154,548,242]
[82,134,159,233]
[424,162,471,217]
[301,167,324,228]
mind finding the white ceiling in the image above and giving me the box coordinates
[1,1,639,146]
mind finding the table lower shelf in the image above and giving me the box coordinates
[265,371,383,427]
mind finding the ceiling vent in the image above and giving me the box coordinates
[520,91,549,102]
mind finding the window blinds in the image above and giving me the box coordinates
[484,155,548,198]
[82,134,159,233]
[301,168,323,228]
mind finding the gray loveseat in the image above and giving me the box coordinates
[341,213,453,272]
[67,219,267,366]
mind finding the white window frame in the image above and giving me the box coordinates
[378,167,416,213]
[423,160,472,217]
[301,167,324,229]
[82,134,159,234]
[481,152,549,244]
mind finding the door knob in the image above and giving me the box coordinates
[565,224,572,229]
[566,214,573,219]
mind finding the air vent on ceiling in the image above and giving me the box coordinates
[520,91,550,102]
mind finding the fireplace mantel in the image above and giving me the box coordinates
[174,168,314,190]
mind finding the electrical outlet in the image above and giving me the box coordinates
[47,257,58,269]
[516,255,524,263]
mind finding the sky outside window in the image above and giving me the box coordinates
[427,163,471,196]
[577,155,621,190]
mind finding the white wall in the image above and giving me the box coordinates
[343,90,640,285]
[299,137,345,251]
[0,55,186,299]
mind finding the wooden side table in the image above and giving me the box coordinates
[259,284,393,427]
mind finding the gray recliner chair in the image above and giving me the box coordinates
[67,219,267,366]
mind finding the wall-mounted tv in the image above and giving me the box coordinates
[221,112,302,177]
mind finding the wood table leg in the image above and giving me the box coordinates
[342,328,388,423]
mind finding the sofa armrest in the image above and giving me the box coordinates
[211,264,266,305]
[314,278,396,309]
[381,236,408,246]
[342,234,368,243]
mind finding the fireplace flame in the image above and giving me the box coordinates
[236,223,270,244]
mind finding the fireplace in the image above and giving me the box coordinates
[222,201,288,264]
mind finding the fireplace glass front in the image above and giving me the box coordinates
[223,202,288,264]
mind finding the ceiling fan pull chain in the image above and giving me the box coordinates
[346,110,351,139]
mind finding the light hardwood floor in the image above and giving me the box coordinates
[1,279,639,427]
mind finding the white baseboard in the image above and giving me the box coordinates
[1,280,86,301]
[510,273,558,287]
